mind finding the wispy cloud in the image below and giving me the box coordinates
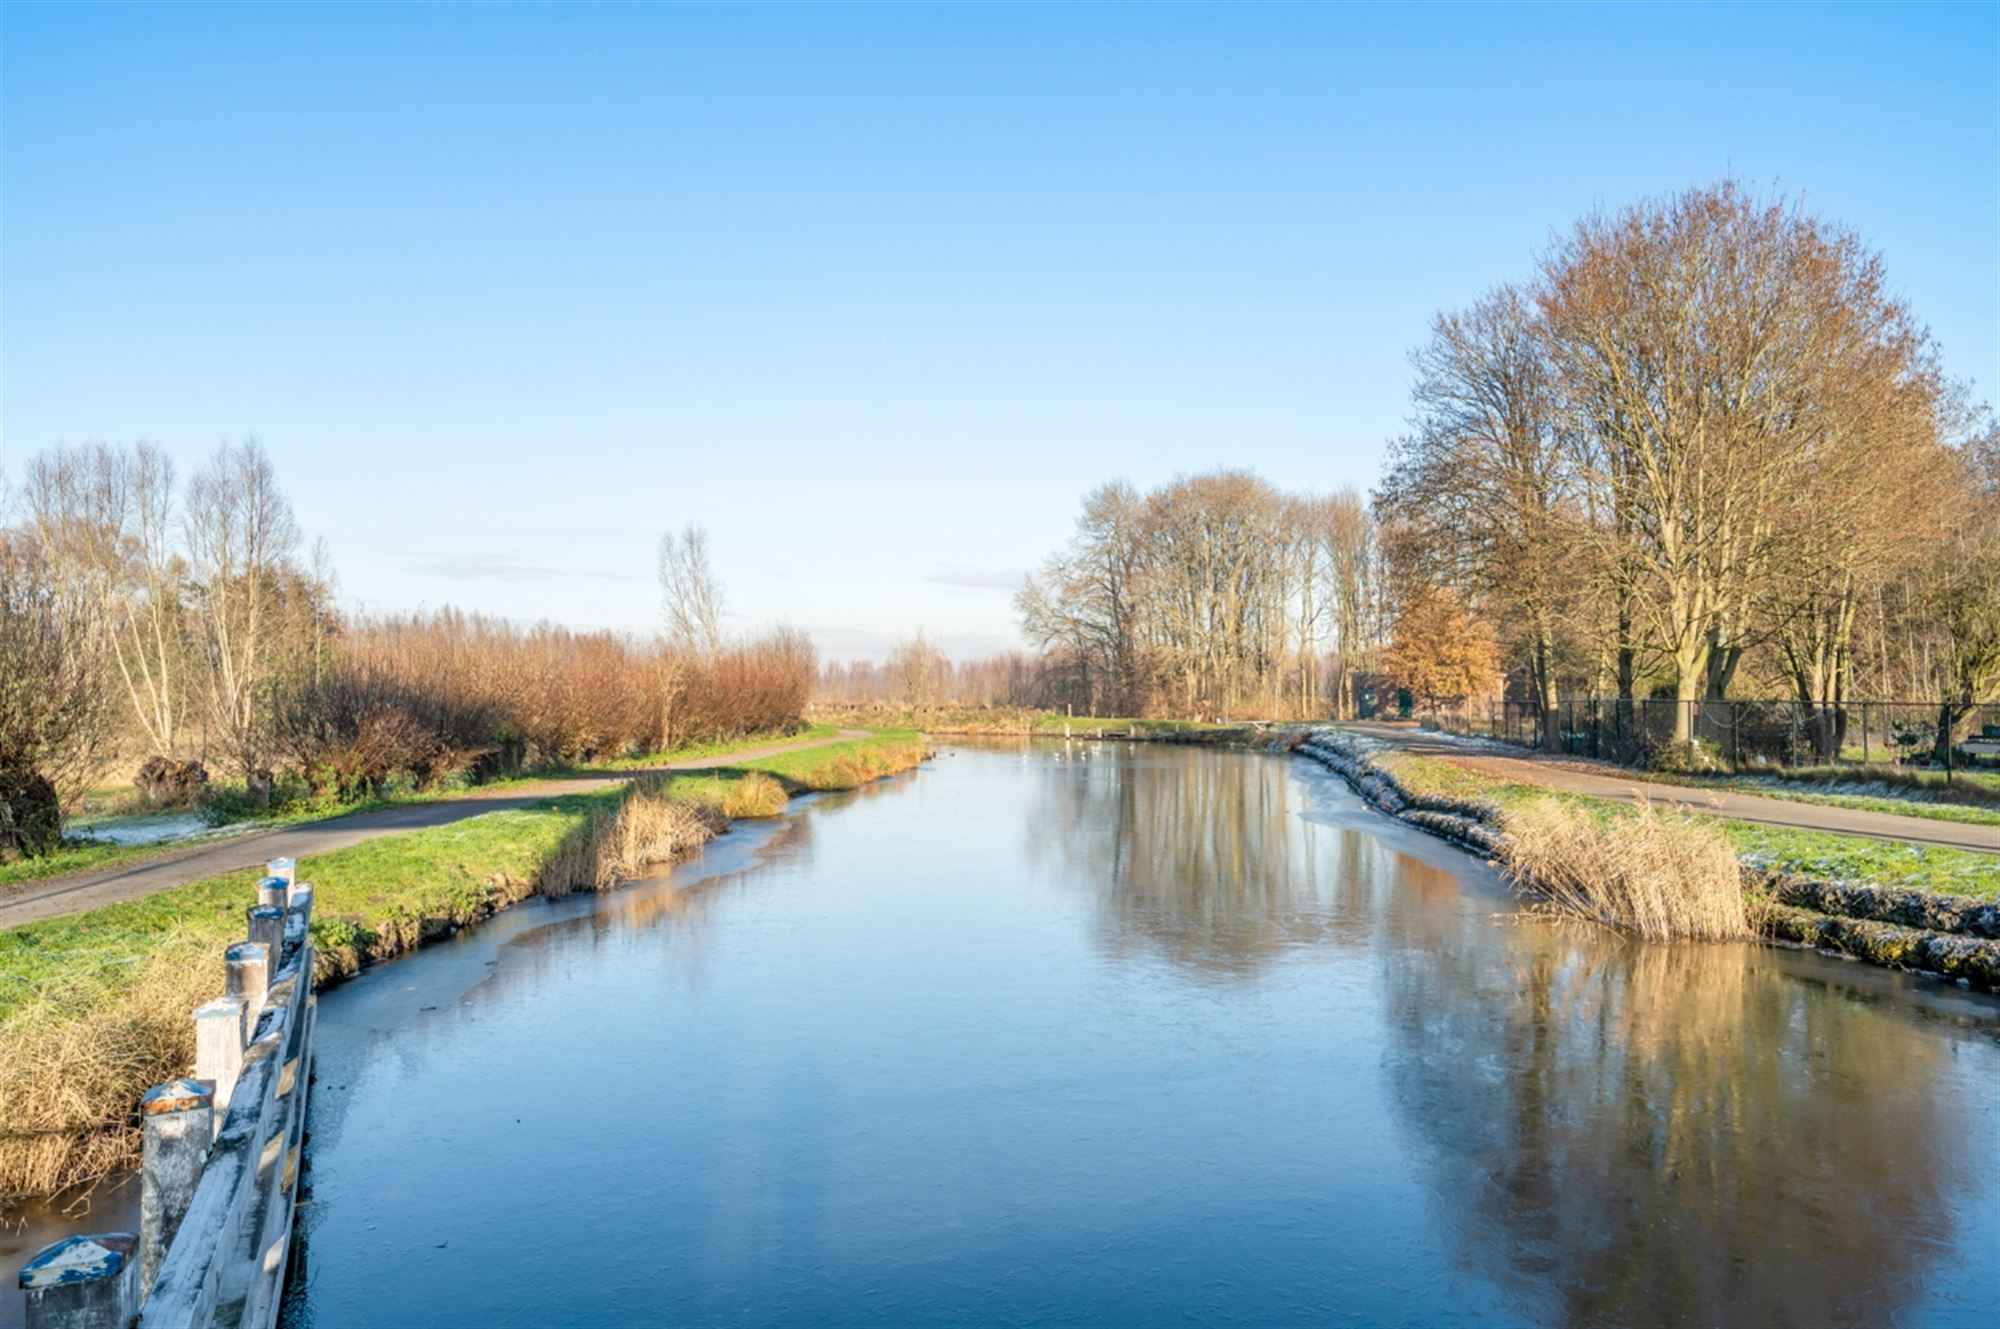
[399,553,649,584]
[926,567,1028,593]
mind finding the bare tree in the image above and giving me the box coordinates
[1540,182,1902,744]
[1379,286,1583,747]
[1923,420,2000,759]
[183,439,302,790]
[889,630,951,707]
[658,523,726,657]
[1322,488,1375,719]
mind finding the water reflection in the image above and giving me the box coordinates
[1379,924,1989,1328]
[1030,744,1403,976]
[1035,742,1997,1326]
[266,743,1996,1329]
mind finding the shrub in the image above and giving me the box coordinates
[260,612,817,797]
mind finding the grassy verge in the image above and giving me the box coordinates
[1376,750,2000,901]
[1593,766,2000,825]
[811,704,1234,737]
[1,727,840,897]
[0,732,926,1209]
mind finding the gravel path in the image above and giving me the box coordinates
[0,730,871,930]
[1338,722,2000,856]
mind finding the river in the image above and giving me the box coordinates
[15,741,1999,1327]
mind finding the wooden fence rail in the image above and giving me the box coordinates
[17,858,318,1329]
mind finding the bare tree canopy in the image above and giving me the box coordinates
[658,523,727,657]
[1017,471,1384,719]
[1377,179,1989,756]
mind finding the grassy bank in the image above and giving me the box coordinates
[1586,763,2000,826]
[0,727,841,897]
[811,704,1234,738]
[0,732,926,1209]
[1376,749,2000,901]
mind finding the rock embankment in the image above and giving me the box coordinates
[1295,732,1506,858]
[1296,728,2000,992]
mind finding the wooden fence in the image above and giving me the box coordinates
[16,858,318,1329]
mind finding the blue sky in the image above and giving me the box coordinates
[4,2,1995,660]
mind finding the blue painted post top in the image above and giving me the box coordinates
[139,1079,214,1116]
[17,1235,135,1290]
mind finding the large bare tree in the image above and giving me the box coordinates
[1539,182,1921,744]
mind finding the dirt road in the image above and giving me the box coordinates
[1338,722,2000,856]
[0,729,871,930]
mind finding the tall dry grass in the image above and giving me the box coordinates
[0,933,214,1206]
[1501,800,1750,942]
[720,773,789,819]
[539,778,729,899]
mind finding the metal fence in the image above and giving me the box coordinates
[1419,699,2000,773]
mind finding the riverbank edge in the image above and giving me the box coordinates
[0,734,930,1213]
[1,726,846,898]
[1294,731,2000,992]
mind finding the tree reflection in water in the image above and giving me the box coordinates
[1376,923,1989,1327]
[1027,743,1412,977]
[1033,741,1992,1327]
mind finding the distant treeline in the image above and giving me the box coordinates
[816,471,1391,724]
[0,440,811,855]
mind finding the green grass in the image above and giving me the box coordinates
[1724,824,2000,901]
[812,703,1238,737]
[2,727,845,896]
[1,730,925,1018]
[1374,749,2000,901]
[1580,763,2000,824]
[569,724,838,772]
[0,795,608,1020]
[0,834,259,895]
[1706,786,2000,827]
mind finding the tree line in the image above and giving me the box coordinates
[919,180,1995,755]
[1376,180,1998,757]
[0,442,812,858]
[1011,475,1383,719]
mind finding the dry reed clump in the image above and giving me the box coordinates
[0,932,217,1204]
[721,773,789,819]
[1500,799,1750,942]
[539,779,728,899]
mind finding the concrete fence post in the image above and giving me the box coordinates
[246,906,285,962]
[266,857,296,894]
[256,876,288,910]
[193,997,248,1121]
[139,1080,214,1289]
[17,1234,139,1329]
[224,941,271,1013]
